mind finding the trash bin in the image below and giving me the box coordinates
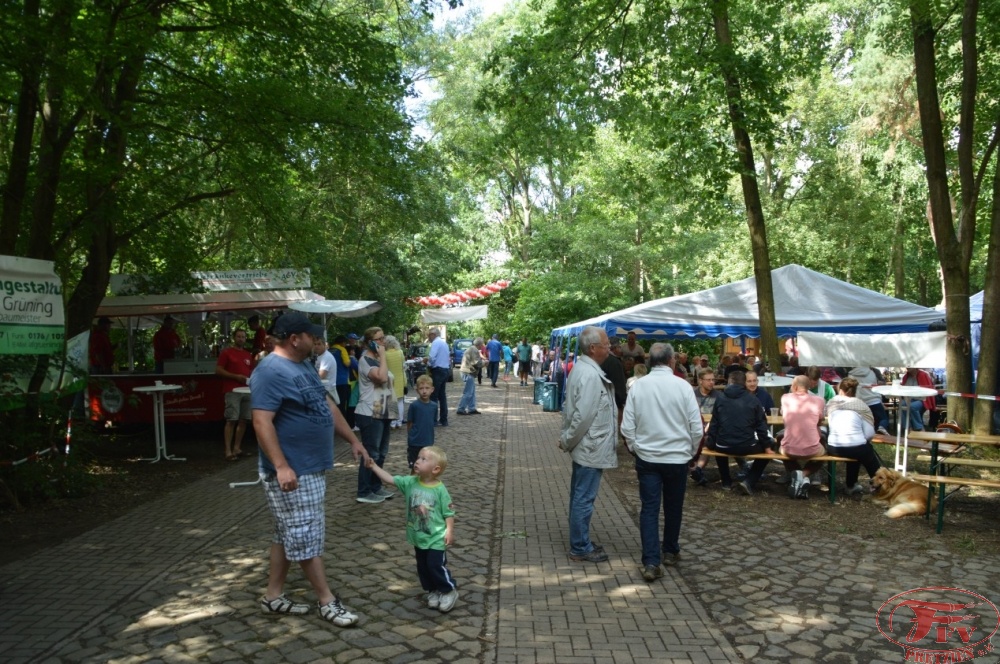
[542,382,560,412]
[533,377,546,404]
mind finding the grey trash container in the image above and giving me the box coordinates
[533,377,546,404]
[542,382,560,412]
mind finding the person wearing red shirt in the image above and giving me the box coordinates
[248,315,267,357]
[89,317,115,373]
[153,316,182,373]
[216,328,254,460]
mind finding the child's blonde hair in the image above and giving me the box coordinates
[415,374,434,389]
[633,363,648,378]
[422,446,448,474]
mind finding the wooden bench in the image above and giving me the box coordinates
[699,449,855,503]
[915,455,1000,471]
[906,474,1000,533]
[871,434,962,456]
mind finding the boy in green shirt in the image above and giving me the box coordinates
[366,446,458,612]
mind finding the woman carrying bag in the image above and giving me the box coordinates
[355,327,397,504]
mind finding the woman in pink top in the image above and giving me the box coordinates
[779,375,826,499]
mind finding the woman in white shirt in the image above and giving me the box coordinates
[825,377,882,495]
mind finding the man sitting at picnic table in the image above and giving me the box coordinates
[901,367,936,431]
[705,370,773,495]
[778,376,826,499]
[805,365,836,402]
[745,371,775,415]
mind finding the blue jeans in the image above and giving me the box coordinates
[356,415,391,497]
[635,457,689,566]
[457,373,477,412]
[431,367,450,424]
[568,462,603,555]
[488,360,500,386]
[868,402,889,431]
[907,400,925,431]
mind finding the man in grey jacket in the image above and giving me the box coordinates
[621,343,703,580]
[560,326,618,563]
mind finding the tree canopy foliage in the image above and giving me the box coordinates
[1,0,998,430]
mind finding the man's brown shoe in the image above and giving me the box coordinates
[568,549,608,563]
[641,565,663,582]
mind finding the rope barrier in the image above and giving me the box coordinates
[940,391,1000,402]
[0,410,73,468]
[0,446,56,467]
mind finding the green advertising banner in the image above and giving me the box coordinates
[0,255,65,355]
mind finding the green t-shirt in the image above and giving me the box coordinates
[394,475,455,551]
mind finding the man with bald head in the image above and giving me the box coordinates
[621,343,703,580]
[560,326,618,563]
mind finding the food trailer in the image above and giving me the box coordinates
[87,289,380,425]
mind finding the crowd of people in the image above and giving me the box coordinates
[89,310,948,613]
[558,325,945,582]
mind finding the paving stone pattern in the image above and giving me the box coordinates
[1,377,997,663]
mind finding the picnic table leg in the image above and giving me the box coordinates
[827,460,837,504]
[935,481,946,534]
[925,442,938,521]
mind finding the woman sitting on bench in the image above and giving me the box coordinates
[826,377,881,496]
[779,376,827,499]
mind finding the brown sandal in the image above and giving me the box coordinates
[226,454,238,461]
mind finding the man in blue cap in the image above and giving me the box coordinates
[485,334,503,387]
[251,311,369,626]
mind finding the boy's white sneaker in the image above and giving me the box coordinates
[437,589,459,613]
[426,591,441,608]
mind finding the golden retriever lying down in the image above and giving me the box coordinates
[871,467,930,518]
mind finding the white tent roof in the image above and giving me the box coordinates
[935,290,983,323]
[289,299,382,319]
[798,331,946,367]
[420,305,488,323]
[551,265,942,340]
[96,290,324,318]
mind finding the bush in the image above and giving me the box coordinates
[0,401,102,511]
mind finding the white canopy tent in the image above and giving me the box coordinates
[797,331,947,367]
[95,290,380,366]
[934,290,985,370]
[420,305,488,323]
[289,299,382,319]
[550,265,943,342]
[96,289,325,319]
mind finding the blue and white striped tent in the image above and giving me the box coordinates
[550,265,942,346]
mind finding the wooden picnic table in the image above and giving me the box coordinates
[899,430,1000,533]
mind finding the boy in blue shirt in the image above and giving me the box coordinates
[366,446,458,612]
[406,374,437,469]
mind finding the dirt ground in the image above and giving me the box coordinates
[3,423,999,568]
[0,422,238,567]
[604,445,1000,557]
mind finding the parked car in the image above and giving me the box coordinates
[405,343,430,387]
[452,338,474,369]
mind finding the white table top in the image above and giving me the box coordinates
[232,386,251,394]
[757,375,794,387]
[872,385,938,398]
[133,384,182,393]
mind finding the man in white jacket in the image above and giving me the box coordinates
[621,343,703,581]
[560,326,617,563]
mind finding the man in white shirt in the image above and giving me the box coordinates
[621,343,703,581]
[425,328,451,426]
[313,337,339,405]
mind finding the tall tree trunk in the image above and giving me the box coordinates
[973,163,1000,433]
[892,193,906,298]
[711,0,779,371]
[0,0,41,255]
[910,0,974,427]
